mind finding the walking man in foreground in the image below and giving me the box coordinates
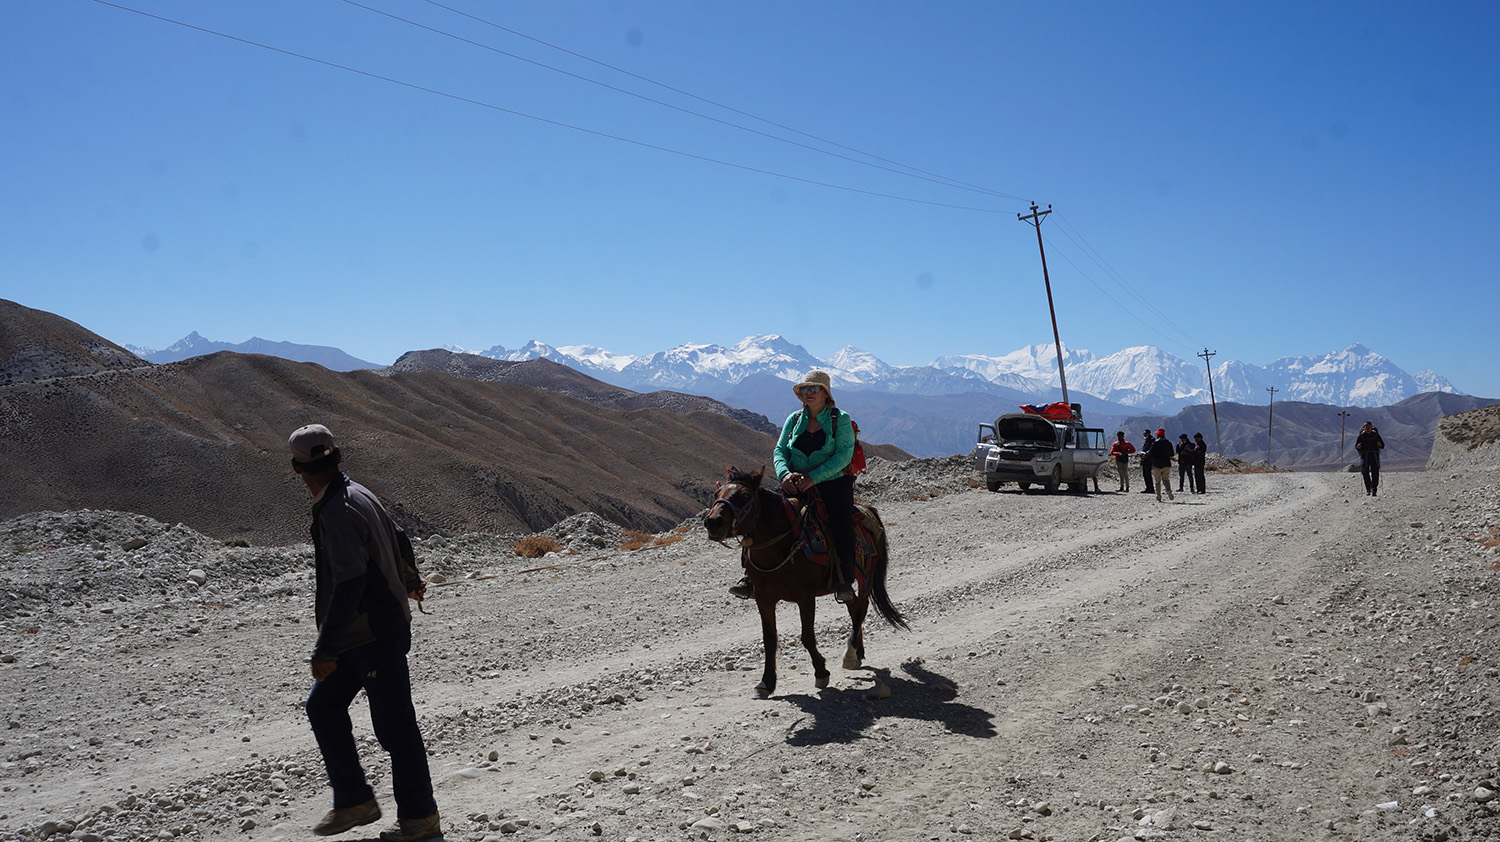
[289,424,442,841]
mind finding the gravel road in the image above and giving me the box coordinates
[3,462,1499,842]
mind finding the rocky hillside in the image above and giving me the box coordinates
[1429,403,1500,471]
[389,349,779,436]
[0,302,778,545]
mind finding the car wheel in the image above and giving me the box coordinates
[1044,467,1061,493]
[986,478,1001,492]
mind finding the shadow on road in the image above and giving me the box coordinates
[779,659,995,747]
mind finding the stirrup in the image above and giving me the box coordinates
[728,577,753,599]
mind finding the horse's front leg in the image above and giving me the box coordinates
[754,596,778,699]
[843,587,870,670]
[798,598,830,689]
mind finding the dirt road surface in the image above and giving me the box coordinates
[3,468,1498,841]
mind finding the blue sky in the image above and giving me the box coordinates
[4,1,1498,397]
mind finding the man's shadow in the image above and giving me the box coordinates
[778,659,995,747]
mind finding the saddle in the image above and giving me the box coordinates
[786,495,883,588]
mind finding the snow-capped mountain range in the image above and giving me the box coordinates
[455,337,1461,412]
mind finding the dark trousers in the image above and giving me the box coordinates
[1194,462,1206,493]
[817,474,858,586]
[1141,458,1154,492]
[1361,454,1381,492]
[1178,463,1195,492]
[305,627,436,819]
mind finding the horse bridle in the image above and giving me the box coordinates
[709,480,795,550]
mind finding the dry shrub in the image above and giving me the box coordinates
[619,529,653,551]
[651,532,684,548]
[513,535,562,558]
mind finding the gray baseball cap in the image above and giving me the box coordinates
[288,424,336,464]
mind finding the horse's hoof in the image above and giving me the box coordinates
[815,672,830,689]
[842,645,862,670]
[754,682,772,699]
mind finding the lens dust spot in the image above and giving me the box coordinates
[141,234,160,252]
[916,272,935,291]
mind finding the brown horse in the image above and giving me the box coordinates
[703,467,908,698]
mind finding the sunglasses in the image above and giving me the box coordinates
[797,385,823,397]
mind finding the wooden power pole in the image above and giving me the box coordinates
[1017,203,1068,407]
[1198,348,1221,455]
[1266,387,1278,464]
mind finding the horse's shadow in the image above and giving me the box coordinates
[777,659,995,746]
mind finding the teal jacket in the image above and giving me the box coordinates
[773,406,856,485]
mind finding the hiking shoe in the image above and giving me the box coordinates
[379,811,441,842]
[835,586,855,604]
[728,577,753,599]
[313,799,381,836]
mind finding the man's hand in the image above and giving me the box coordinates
[310,657,337,682]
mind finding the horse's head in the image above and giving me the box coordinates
[703,466,764,542]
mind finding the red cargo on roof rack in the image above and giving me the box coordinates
[1020,401,1073,421]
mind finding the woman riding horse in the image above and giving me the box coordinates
[730,370,859,603]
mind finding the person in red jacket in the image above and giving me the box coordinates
[1109,431,1136,492]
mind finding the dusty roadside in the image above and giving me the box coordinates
[3,467,1498,841]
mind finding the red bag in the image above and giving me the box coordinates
[834,408,866,475]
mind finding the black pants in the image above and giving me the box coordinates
[817,474,857,587]
[1194,462,1206,493]
[1361,454,1381,493]
[1141,458,1153,492]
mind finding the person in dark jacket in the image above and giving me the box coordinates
[1175,434,1196,493]
[1355,421,1386,496]
[1192,432,1209,493]
[1139,430,1156,494]
[289,424,441,842]
[1149,428,1176,502]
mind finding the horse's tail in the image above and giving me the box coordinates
[862,505,909,630]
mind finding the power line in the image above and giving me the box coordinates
[339,0,1025,203]
[413,0,1028,202]
[86,0,1017,215]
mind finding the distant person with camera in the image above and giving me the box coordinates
[1355,421,1385,496]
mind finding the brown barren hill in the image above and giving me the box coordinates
[0,300,774,544]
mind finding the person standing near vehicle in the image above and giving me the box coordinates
[1149,428,1176,502]
[1355,421,1385,496]
[1175,434,1196,493]
[1109,431,1136,492]
[1139,429,1156,495]
[1192,432,1209,494]
[289,424,442,842]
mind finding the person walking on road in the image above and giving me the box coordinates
[1139,429,1156,495]
[1192,432,1209,494]
[1109,431,1136,492]
[1355,421,1385,496]
[1149,428,1176,502]
[288,424,442,842]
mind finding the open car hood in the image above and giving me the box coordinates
[996,414,1059,444]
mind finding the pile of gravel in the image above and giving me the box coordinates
[856,454,979,503]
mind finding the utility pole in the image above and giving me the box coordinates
[1266,387,1278,465]
[1198,348,1221,455]
[1337,410,1351,452]
[1018,202,1068,407]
